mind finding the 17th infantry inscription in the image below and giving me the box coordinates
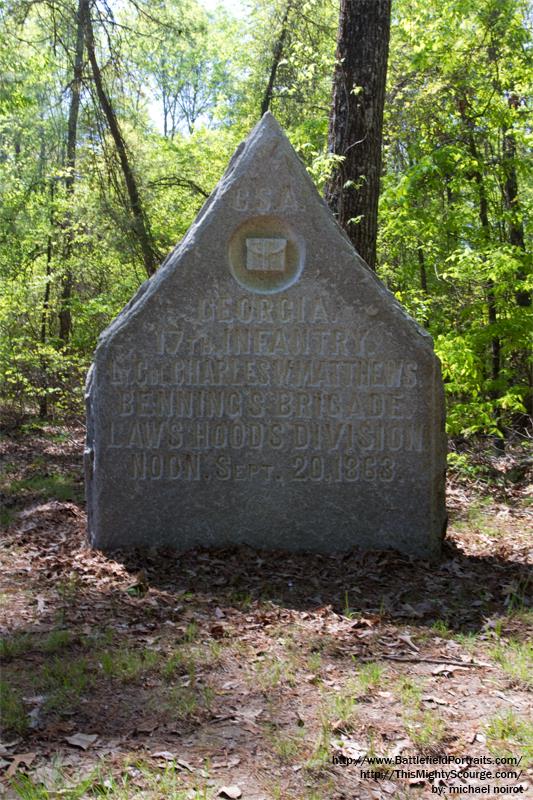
[85,113,447,557]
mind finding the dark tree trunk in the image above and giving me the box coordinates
[260,1,292,117]
[417,245,428,293]
[467,130,504,450]
[39,181,55,420]
[502,98,531,418]
[417,245,429,328]
[502,113,529,308]
[86,12,158,278]
[324,0,391,270]
[58,0,89,344]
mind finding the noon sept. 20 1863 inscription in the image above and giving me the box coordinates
[85,113,447,558]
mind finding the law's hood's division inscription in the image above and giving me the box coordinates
[85,113,447,558]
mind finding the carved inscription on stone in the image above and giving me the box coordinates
[246,238,287,272]
[106,294,424,485]
[228,219,303,293]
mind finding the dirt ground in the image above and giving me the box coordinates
[0,425,531,799]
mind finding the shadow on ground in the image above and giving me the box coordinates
[112,535,531,635]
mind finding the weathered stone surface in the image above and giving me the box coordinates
[85,113,447,558]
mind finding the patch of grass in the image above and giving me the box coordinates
[342,590,357,619]
[99,647,159,682]
[0,630,74,660]
[41,629,74,653]
[269,725,307,762]
[397,677,423,709]
[207,639,223,660]
[163,685,204,718]
[431,619,452,637]
[307,651,322,675]
[254,655,296,690]
[227,588,254,609]
[356,661,384,693]
[508,606,533,626]
[7,472,82,503]
[11,767,98,799]
[163,641,221,684]
[42,656,90,713]
[453,631,479,653]
[502,577,531,615]
[0,632,33,659]
[305,717,331,772]
[10,762,208,799]
[404,710,447,750]
[491,638,533,689]
[141,765,210,799]
[43,429,71,444]
[182,621,200,643]
[0,506,15,528]
[163,649,195,681]
[486,711,533,763]
[0,680,28,735]
[452,496,502,537]
[9,775,51,799]
[322,681,358,731]
[447,452,487,480]
[398,676,447,749]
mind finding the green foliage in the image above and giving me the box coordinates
[99,647,159,682]
[0,0,530,440]
[0,680,29,735]
[4,473,82,503]
[42,657,90,713]
[380,0,532,436]
[486,710,533,762]
[491,638,533,689]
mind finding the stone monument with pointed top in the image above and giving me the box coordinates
[85,113,447,558]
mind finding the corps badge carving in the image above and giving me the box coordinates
[246,238,287,272]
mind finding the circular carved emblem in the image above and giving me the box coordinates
[228,215,305,294]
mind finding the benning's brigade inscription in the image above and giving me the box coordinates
[105,294,423,487]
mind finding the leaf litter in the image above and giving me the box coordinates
[0,425,531,798]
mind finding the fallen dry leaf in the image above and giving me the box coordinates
[65,733,98,750]
[6,752,36,778]
[432,664,469,676]
[151,750,175,761]
[218,787,242,800]
[422,695,449,706]
[135,719,159,734]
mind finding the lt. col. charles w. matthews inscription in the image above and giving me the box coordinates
[85,113,447,558]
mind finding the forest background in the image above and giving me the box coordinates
[0,0,531,447]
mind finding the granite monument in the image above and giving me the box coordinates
[85,113,447,557]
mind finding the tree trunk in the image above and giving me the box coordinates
[467,130,504,450]
[417,245,428,328]
[260,1,292,117]
[502,98,531,418]
[417,245,428,293]
[502,110,529,308]
[86,12,158,278]
[39,181,55,420]
[324,0,391,270]
[58,0,89,344]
